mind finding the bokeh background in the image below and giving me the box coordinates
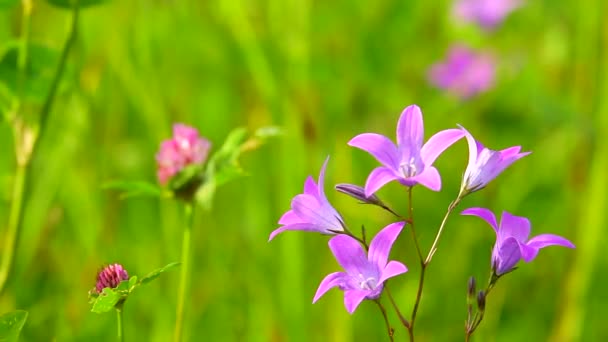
[1,0,606,341]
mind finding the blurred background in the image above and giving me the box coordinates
[0,0,606,341]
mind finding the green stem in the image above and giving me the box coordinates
[174,203,194,342]
[116,307,124,342]
[375,300,394,342]
[0,0,79,296]
[0,164,26,294]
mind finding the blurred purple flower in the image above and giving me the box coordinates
[461,208,575,275]
[453,0,522,29]
[95,263,129,294]
[313,222,408,314]
[269,157,345,241]
[348,105,464,196]
[428,45,496,99]
[156,123,211,185]
[458,126,530,195]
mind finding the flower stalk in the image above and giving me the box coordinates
[174,203,194,342]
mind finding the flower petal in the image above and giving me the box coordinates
[317,156,331,200]
[303,176,318,196]
[328,235,371,276]
[461,207,498,234]
[495,237,521,275]
[278,210,300,225]
[292,194,342,231]
[348,133,400,170]
[396,105,424,151]
[343,290,369,314]
[499,211,531,243]
[313,272,345,303]
[411,166,442,191]
[368,222,406,267]
[378,260,408,285]
[527,234,575,250]
[364,166,399,197]
[518,242,539,262]
[421,128,465,165]
[268,223,330,241]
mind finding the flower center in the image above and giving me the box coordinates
[399,157,420,178]
[357,274,377,290]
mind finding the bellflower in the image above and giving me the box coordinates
[459,126,530,196]
[461,208,575,275]
[313,222,408,314]
[95,263,129,294]
[156,123,211,185]
[453,0,522,30]
[428,44,495,99]
[269,157,345,241]
[348,105,464,196]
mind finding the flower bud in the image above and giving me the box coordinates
[476,290,486,312]
[95,263,129,294]
[467,276,476,299]
[335,183,384,206]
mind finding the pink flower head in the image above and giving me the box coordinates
[156,124,211,185]
[428,44,496,99]
[458,125,530,195]
[453,0,522,30]
[95,263,129,294]
[313,222,408,314]
[269,157,345,241]
[462,208,575,275]
[348,105,465,196]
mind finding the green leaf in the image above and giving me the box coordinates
[128,275,138,290]
[0,43,59,103]
[46,0,108,9]
[0,310,27,342]
[139,262,180,286]
[0,0,19,10]
[195,128,248,209]
[254,125,283,140]
[90,287,123,314]
[102,180,163,199]
[167,164,204,193]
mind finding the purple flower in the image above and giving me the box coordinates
[269,157,345,241]
[461,208,575,275]
[313,222,408,314]
[459,126,530,195]
[348,105,464,196]
[453,0,522,30]
[95,263,129,294]
[428,44,495,99]
[335,183,384,206]
[156,123,211,185]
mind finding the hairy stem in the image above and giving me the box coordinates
[116,307,124,342]
[174,203,194,342]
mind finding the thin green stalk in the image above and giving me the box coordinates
[0,164,26,294]
[375,300,394,342]
[174,203,194,342]
[116,307,124,342]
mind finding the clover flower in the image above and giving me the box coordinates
[95,263,129,294]
[453,0,522,30]
[349,105,464,196]
[156,123,211,185]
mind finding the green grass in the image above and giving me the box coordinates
[0,0,606,341]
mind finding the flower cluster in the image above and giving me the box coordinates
[156,123,211,185]
[269,105,574,339]
[94,263,129,294]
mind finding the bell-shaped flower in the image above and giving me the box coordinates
[461,208,575,275]
[453,0,522,30]
[348,105,464,196]
[269,157,345,241]
[156,123,211,185]
[459,126,530,196]
[428,44,496,99]
[313,222,408,314]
